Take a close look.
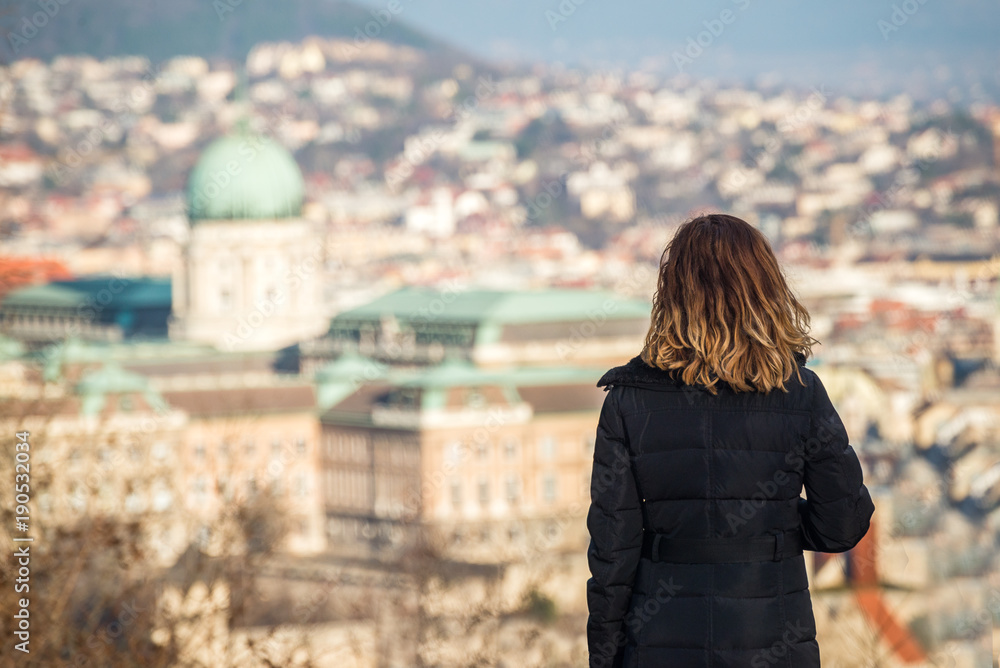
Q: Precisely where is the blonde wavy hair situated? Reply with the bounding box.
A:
[640,213,819,394]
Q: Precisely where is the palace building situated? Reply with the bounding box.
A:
[167,130,328,352]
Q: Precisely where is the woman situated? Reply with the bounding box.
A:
[587,214,875,668]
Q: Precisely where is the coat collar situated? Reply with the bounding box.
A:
[596,351,807,389]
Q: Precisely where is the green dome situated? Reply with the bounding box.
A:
[186,133,304,221]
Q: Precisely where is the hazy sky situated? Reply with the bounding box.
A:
[352,0,1000,100]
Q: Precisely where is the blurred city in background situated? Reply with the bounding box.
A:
[0,1,999,666]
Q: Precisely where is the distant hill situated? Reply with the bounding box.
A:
[0,0,462,64]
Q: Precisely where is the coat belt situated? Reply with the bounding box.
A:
[640,529,803,563]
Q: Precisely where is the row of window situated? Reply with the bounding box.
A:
[67,441,173,463]
[215,255,285,273]
[192,437,308,459]
[190,473,311,498]
[451,520,563,545]
[322,519,565,546]
[216,285,287,313]
[50,484,174,514]
[67,438,313,464]
[449,472,561,510]
[443,433,594,466]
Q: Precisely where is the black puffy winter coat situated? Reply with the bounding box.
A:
[587,352,875,668]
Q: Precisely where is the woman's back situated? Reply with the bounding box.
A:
[586,214,875,668]
[588,352,874,667]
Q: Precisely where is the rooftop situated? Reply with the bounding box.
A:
[330,286,651,326]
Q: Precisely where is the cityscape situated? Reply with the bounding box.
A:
[0,3,999,667]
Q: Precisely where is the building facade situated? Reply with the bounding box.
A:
[318,356,608,563]
[168,132,328,352]
[300,286,650,375]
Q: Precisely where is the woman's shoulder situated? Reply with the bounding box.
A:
[596,354,682,390]
[598,351,813,391]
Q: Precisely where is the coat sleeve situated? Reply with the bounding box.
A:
[587,387,644,668]
[797,372,876,553]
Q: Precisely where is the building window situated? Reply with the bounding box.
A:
[194,443,206,460]
[505,474,521,506]
[467,387,486,408]
[508,523,523,541]
[151,441,169,460]
[296,437,307,455]
[477,442,491,461]
[539,436,556,460]
[543,473,557,504]
[503,438,517,460]
[220,288,232,311]
[295,473,308,496]
[478,478,490,507]
[450,478,462,510]
[272,439,282,456]
[444,441,465,466]
[583,433,596,455]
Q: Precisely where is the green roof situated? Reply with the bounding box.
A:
[0,333,25,361]
[331,287,652,326]
[74,360,170,417]
[34,336,262,383]
[1,276,171,310]
[76,360,152,395]
[392,356,488,388]
[315,351,389,410]
[2,283,87,308]
[315,350,389,383]
[187,133,304,221]
[387,356,607,389]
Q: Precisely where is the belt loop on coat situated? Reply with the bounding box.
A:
[772,529,784,562]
